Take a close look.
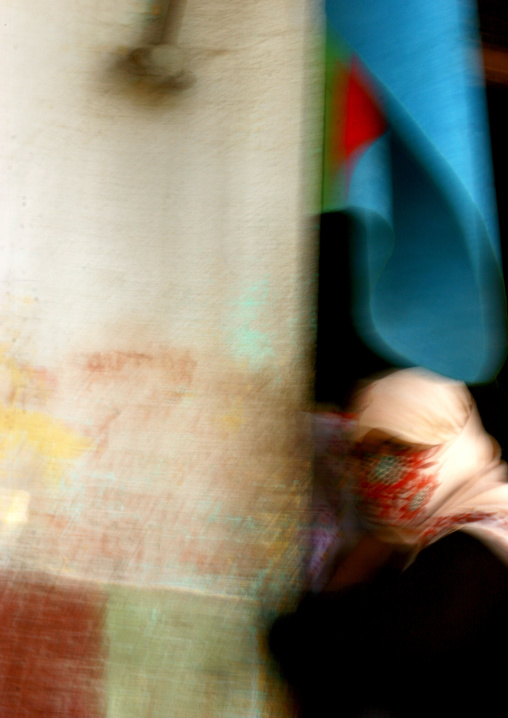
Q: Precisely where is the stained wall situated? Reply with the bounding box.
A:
[1,1,320,715]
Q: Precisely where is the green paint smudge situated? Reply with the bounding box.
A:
[227,280,275,368]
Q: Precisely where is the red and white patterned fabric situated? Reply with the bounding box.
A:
[350,369,508,562]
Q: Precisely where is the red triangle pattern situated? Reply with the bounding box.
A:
[343,59,386,161]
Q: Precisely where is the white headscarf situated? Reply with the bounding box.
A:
[353,368,471,446]
[351,368,508,564]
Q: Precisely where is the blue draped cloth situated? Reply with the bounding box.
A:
[324,0,507,383]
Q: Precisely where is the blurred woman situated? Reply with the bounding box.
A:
[269,368,508,717]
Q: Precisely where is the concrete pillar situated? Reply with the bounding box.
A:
[1,1,321,714]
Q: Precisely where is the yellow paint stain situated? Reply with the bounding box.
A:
[0,347,92,492]
[0,405,92,486]
[16,296,36,306]
[218,397,245,432]
[0,346,29,404]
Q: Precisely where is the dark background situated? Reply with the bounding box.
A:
[314,3,508,452]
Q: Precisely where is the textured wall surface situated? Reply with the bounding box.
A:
[0,1,319,714]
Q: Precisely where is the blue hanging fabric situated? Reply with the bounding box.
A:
[323,0,507,383]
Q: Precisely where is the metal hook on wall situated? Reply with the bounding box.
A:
[124,0,195,89]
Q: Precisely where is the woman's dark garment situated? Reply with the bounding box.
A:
[268,531,508,717]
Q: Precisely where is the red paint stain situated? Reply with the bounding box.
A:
[0,575,106,717]
[83,349,196,386]
[85,351,152,374]
[77,348,198,452]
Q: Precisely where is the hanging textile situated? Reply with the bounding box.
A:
[323,0,507,383]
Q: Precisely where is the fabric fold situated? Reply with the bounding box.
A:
[323,0,507,383]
